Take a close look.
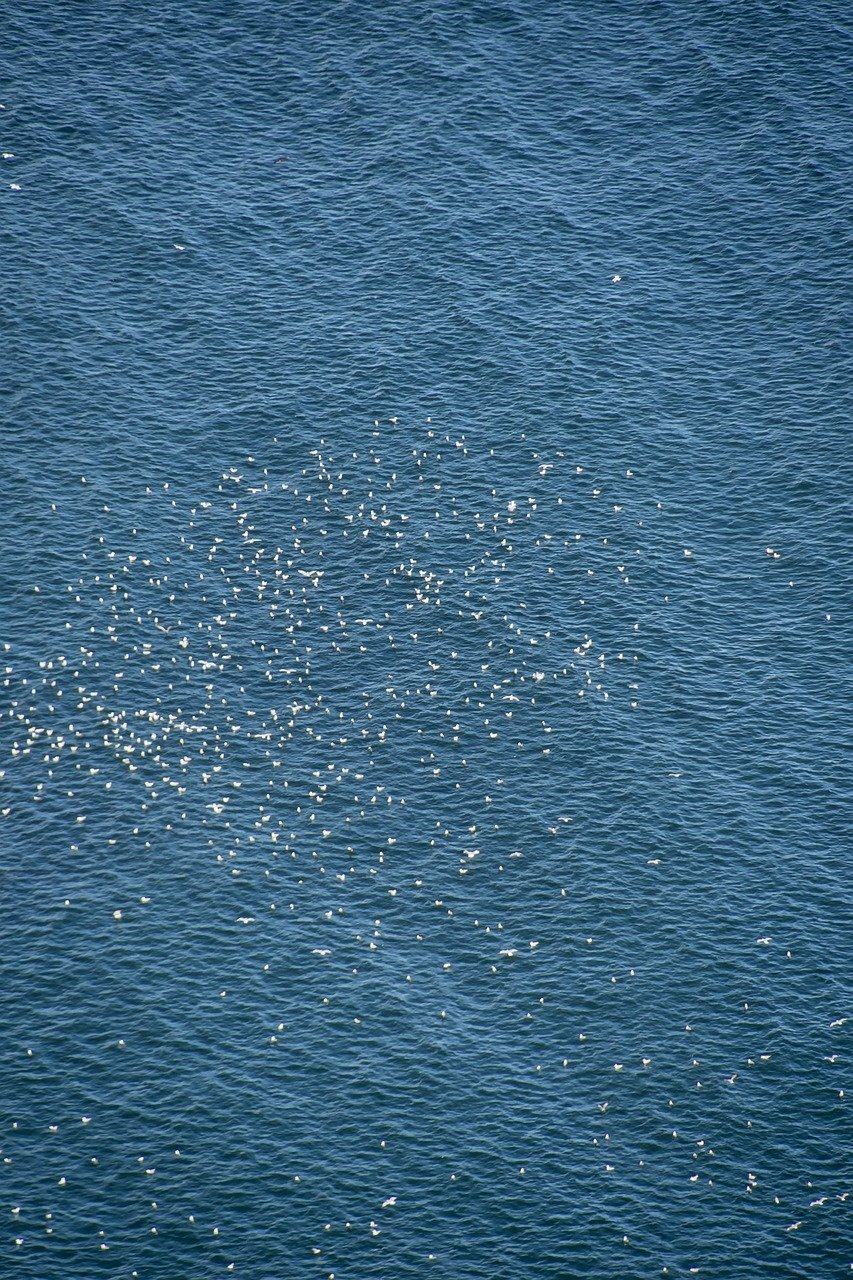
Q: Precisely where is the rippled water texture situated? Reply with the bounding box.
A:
[2,3,851,1277]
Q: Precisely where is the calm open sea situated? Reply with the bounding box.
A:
[1,2,850,1277]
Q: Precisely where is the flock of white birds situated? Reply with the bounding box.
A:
[1,422,847,1274]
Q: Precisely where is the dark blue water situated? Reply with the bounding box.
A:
[2,3,850,1277]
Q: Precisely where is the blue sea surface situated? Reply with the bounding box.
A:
[1,2,851,1277]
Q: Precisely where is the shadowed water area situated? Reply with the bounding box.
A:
[1,2,851,1277]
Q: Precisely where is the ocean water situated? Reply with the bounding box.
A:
[1,2,851,1277]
